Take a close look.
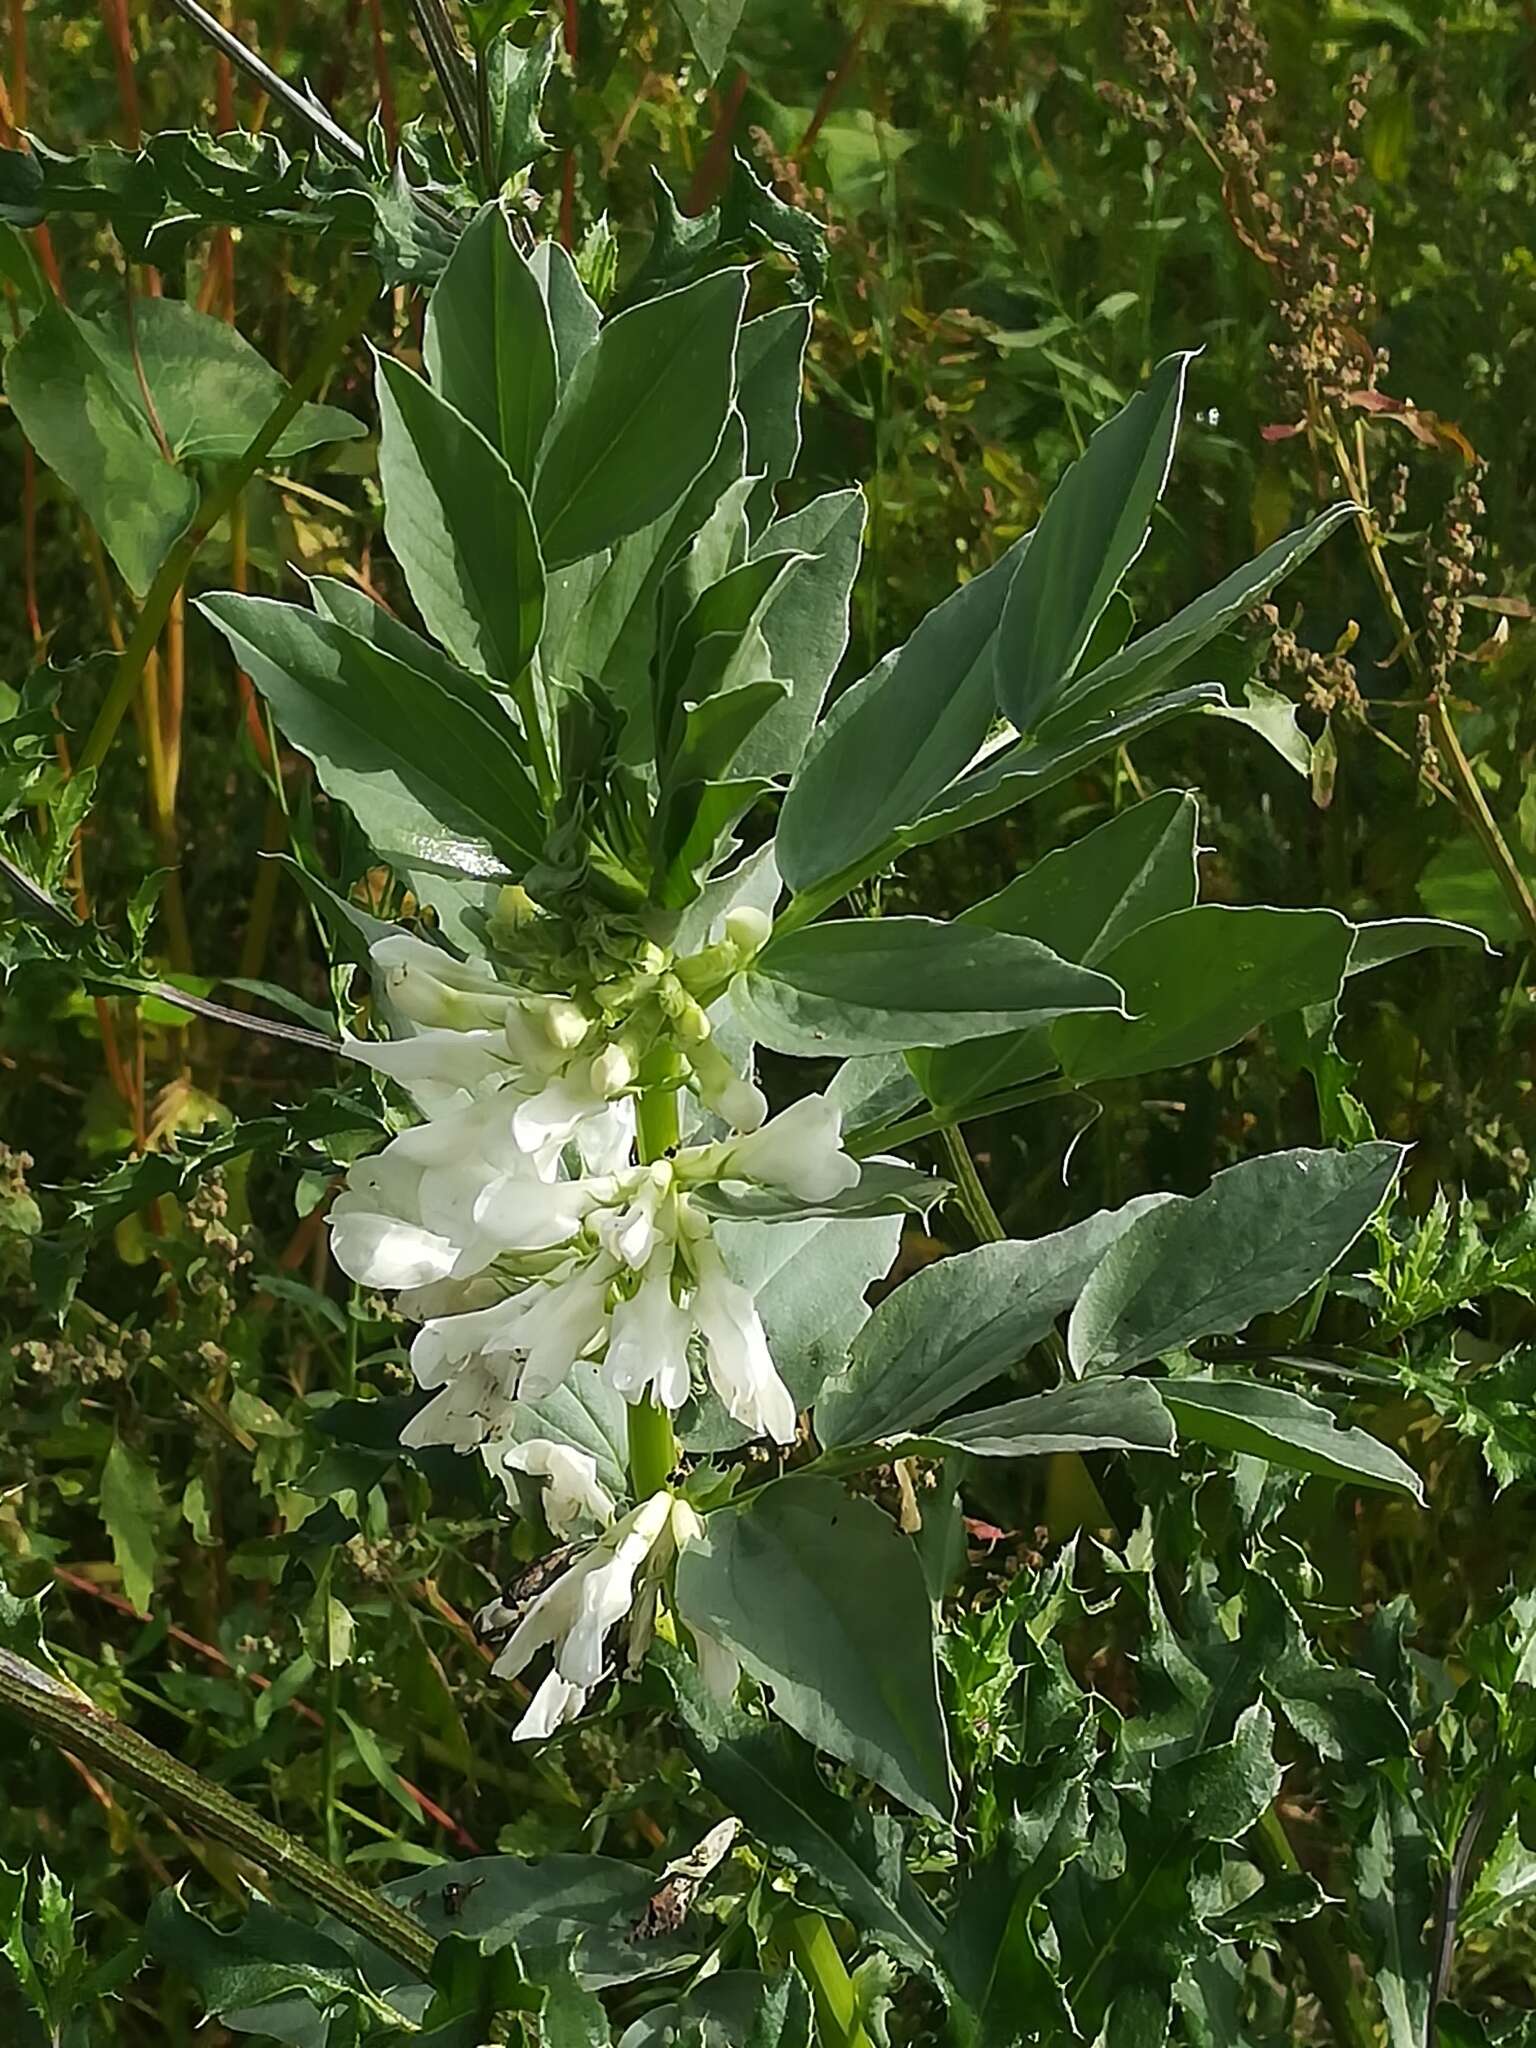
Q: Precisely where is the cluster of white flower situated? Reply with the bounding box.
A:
[330,928,861,1457]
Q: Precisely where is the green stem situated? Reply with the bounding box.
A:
[0,1649,435,1977]
[78,265,379,777]
[627,1047,681,1496]
[512,669,559,813]
[854,1076,1072,1155]
[938,1125,1006,1243]
[1250,1805,1377,2048]
[788,1912,872,2048]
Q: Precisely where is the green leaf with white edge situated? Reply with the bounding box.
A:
[387,1856,691,1986]
[533,269,746,568]
[997,351,1191,731]
[1346,915,1495,975]
[1160,1378,1423,1501]
[672,0,748,75]
[4,300,198,597]
[735,488,865,779]
[690,1156,944,1222]
[376,350,544,686]
[777,539,1025,892]
[424,202,557,487]
[675,1474,955,1820]
[685,1209,903,1452]
[483,1360,629,1503]
[528,241,601,393]
[1040,504,1357,737]
[306,573,504,705]
[1053,905,1355,1087]
[658,550,807,759]
[816,1195,1175,1448]
[651,775,774,910]
[198,593,544,876]
[908,682,1226,851]
[483,21,555,185]
[664,1648,943,1970]
[70,296,363,462]
[918,1377,1176,1458]
[736,302,811,530]
[1206,679,1312,776]
[918,791,1199,1110]
[736,918,1126,1058]
[100,1434,160,1616]
[1068,1142,1406,1375]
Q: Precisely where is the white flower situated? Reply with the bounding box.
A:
[493,1491,670,1677]
[472,1171,610,1252]
[493,1494,703,1739]
[604,1258,693,1412]
[343,1026,513,1116]
[329,1151,492,1290]
[370,933,515,1031]
[716,1094,860,1204]
[401,1357,513,1451]
[514,1668,588,1740]
[691,1624,742,1704]
[690,1241,797,1445]
[500,1438,615,1536]
[593,1161,673,1271]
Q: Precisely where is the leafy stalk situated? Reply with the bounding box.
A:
[0,1648,436,1977]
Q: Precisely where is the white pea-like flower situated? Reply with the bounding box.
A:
[603,1257,693,1412]
[689,1237,798,1445]
[715,1094,862,1204]
[499,1438,615,1537]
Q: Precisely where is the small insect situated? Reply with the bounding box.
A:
[440,1876,486,1919]
[474,1542,583,1640]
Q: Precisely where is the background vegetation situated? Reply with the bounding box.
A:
[6,0,1536,2041]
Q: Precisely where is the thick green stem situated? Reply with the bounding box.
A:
[788,1912,872,2048]
[78,265,379,777]
[0,1648,435,1977]
[627,1047,681,1495]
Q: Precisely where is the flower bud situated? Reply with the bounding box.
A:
[724,906,772,957]
[589,1042,635,1099]
[542,998,593,1052]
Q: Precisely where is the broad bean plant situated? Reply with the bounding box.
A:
[2,23,1521,2048]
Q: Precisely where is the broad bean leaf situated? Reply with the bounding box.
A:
[997,352,1191,731]
[776,541,1024,893]
[816,1196,1173,1447]
[907,683,1226,850]
[198,593,544,875]
[664,1649,944,1969]
[424,203,557,486]
[1346,915,1493,975]
[1068,1143,1405,1374]
[686,1211,903,1451]
[736,303,811,530]
[735,918,1125,1058]
[1040,504,1357,736]
[1052,904,1355,1086]
[534,269,746,566]
[690,1157,943,1222]
[376,351,544,686]
[918,790,1199,1110]
[735,489,865,778]
[528,242,602,391]
[1160,1378,1423,1500]
[145,1894,401,2031]
[675,1475,955,1819]
[619,1971,812,2048]
[4,300,198,595]
[919,1377,1176,1459]
[387,1856,690,1986]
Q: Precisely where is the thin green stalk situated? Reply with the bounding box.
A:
[788,1912,872,2048]
[627,1047,681,1495]
[938,1124,1005,1243]
[512,669,559,813]
[0,1648,435,1976]
[78,265,379,777]
[1250,1805,1376,2048]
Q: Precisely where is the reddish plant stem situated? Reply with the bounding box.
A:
[799,3,874,154]
[98,0,143,146]
[366,0,399,151]
[687,65,750,214]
